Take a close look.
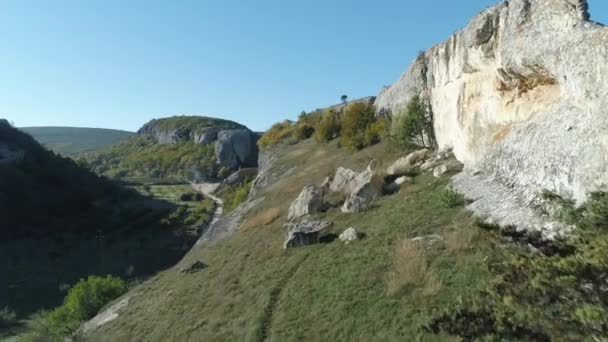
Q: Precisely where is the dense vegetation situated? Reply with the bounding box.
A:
[0,123,141,239]
[391,95,437,149]
[258,101,389,151]
[20,126,134,157]
[139,116,244,135]
[23,275,127,341]
[85,136,218,182]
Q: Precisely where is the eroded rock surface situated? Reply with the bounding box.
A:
[284,220,332,248]
[376,0,608,235]
[288,185,325,221]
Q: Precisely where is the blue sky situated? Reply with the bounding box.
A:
[2,1,607,132]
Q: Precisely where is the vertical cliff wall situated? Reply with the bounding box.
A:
[376,0,608,235]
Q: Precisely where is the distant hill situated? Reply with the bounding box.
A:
[19,126,135,156]
[0,119,213,318]
[87,115,258,183]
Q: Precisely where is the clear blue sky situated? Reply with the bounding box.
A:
[2,0,607,132]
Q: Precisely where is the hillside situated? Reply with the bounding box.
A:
[19,126,134,157]
[0,120,217,338]
[87,116,259,183]
[82,0,608,341]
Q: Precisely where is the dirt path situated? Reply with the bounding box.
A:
[257,253,310,342]
[191,182,224,231]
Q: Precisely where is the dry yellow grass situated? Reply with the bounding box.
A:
[242,207,282,231]
[387,237,440,295]
[445,227,477,254]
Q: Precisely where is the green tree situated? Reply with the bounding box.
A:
[314,109,340,143]
[339,102,376,150]
[341,94,348,104]
[393,95,436,149]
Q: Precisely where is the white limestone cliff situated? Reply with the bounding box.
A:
[376,0,608,235]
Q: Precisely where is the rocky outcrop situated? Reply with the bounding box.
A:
[138,116,259,171]
[386,149,430,176]
[288,185,324,221]
[376,0,608,236]
[284,220,331,248]
[215,129,259,169]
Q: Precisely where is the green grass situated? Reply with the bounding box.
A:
[19,126,134,157]
[84,140,498,341]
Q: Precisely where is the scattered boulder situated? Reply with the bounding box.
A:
[386,149,431,176]
[384,176,413,194]
[329,167,358,193]
[288,185,324,221]
[284,220,332,248]
[179,260,208,274]
[320,176,333,193]
[339,227,359,244]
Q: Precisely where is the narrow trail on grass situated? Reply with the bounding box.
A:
[191,182,224,233]
[258,253,310,342]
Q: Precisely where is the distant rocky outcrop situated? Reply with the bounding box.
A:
[375,0,608,236]
[137,116,259,170]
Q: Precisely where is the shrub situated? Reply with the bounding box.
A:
[26,275,127,340]
[439,188,465,208]
[195,193,205,201]
[294,123,315,141]
[340,102,377,150]
[314,109,341,143]
[180,193,194,201]
[392,95,436,149]
[258,120,295,149]
[220,180,253,213]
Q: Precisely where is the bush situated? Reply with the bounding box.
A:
[294,123,315,140]
[258,120,296,149]
[220,180,253,213]
[340,102,377,150]
[180,193,194,201]
[26,275,126,340]
[195,193,205,201]
[439,188,465,208]
[392,95,436,149]
[218,166,232,179]
[314,109,341,143]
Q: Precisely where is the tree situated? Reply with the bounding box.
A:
[341,95,348,104]
[393,95,436,149]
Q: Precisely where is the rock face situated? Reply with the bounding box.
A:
[224,168,258,186]
[284,220,332,248]
[215,129,259,169]
[288,185,324,221]
[376,0,608,235]
[138,116,259,171]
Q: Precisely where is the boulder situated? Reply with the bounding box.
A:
[288,185,324,221]
[341,163,384,213]
[215,129,259,170]
[386,149,431,176]
[179,260,208,274]
[329,167,358,193]
[339,227,359,244]
[284,220,332,248]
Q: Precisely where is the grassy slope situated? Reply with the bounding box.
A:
[19,127,134,156]
[86,139,500,341]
